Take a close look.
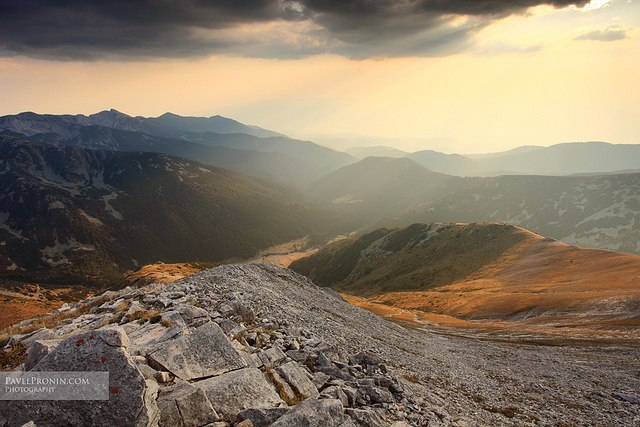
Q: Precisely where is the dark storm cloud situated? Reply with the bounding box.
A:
[0,0,590,60]
[574,25,627,42]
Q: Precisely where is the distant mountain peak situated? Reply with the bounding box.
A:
[88,109,142,131]
[158,112,180,118]
[90,109,132,119]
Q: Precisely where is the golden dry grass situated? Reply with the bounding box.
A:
[345,227,640,338]
[0,286,93,330]
[252,236,318,267]
[0,262,199,330]
[124,262,204,285]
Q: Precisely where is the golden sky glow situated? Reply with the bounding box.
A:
[0,0,638,153]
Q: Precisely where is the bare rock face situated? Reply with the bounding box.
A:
[23,339,60,370]
[275,361,319,402]
[156,381,220,427]
[0,326,155,427]
[198,368,284,421]
[0,264,415,427]
[270,398,350,427]
[5,262,634,426]
[148,321,247,381]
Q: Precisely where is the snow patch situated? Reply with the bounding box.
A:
[41,237,96,267]
[101,193,123,220]
[0,211,25,240]
[48,200,66,210]
[331,194,364,205]
[27,159,83,196]
[417,224,448,246]
[78,210,104,227]
[90,171,112,189]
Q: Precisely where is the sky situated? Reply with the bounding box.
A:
[0,0,638,154]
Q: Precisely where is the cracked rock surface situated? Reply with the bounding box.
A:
[1,263,639,426]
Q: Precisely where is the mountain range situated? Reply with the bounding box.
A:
[1,109,639,287]
[351,142,640,176]
[0,110,354,189]
[309,156,640,254]
[0,132,344,286]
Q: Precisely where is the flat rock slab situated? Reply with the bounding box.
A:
[198,367,283,421]
[157,381,220,427]
[270,398,347,427]
[277,361,319,401]
[149,321,247,380]
[0,326,154,427]
[236,408,291,427]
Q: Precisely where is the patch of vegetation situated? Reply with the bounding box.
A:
[0,333,10,348]
[290,228,392,287]
[127,309,163,324]
[402,374,421,384]
[187,262,217,271]
[1,293,116,336]
[0,340,27,371]
[485,405,521,418]
[159,319,174,328]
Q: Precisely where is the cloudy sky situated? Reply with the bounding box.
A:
[0,0,638,153]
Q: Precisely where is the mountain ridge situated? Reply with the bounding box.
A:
[0,133,344,286]
[290,222,640,332]
[310,156,640,255]
[3,262,638,425]
[0,111,355,189]
[352,141,640,176]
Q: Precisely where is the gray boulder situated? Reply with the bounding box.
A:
[198,368,283,421]
[235,407,291,427]
[157,382,220,427]
[148,322,247,380]
[345,408,389,427]
[23,339,60,371]
[276,361,319,401]
[270,398,348,427]
[0,326,156,427]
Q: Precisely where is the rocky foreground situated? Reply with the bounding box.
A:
[1,263,639,426]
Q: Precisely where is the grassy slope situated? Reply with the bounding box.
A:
[291,223,526,295]
[290,223,640,330]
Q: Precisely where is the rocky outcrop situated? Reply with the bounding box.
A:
[2,263,639,426]
[148,322,247,381]
[0,264,415,427]
[1,327,154,427]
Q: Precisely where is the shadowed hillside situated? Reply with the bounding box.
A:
[395,173,640,254]
[309,156,640,254]
[0,134,346,286]
[0,111,355,189]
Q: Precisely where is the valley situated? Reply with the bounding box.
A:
[1,110,639,426]
[0,282,92,329]
[2,110,638,340]
[2,0,639,421]
[251,236,319,267]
